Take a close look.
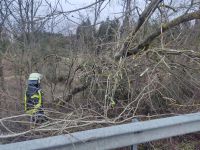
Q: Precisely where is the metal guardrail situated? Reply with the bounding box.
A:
[1,112,200,150]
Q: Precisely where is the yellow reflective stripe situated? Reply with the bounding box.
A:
[38,90,42,106]
[34,103,41,110]
[26,104,42,115]
[110,98,116,107]
[24,94,27,112]
[31,95,39,99]
[25,90,43,115]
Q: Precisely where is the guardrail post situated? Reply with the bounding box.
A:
[131,118,139,150]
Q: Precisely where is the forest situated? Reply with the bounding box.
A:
[1,0,200,149]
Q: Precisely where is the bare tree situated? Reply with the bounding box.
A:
[0,0,11,91]
[121,0,132,37]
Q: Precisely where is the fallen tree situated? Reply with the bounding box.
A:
[115,10,200,60]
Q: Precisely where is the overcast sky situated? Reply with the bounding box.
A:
[55,0,123,19]
[40,0,122,33]
[42,0,194,34]
[45,0,137,33]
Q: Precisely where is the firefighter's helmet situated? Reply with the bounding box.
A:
[28,73,43,83]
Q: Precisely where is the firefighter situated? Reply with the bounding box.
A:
[24,73,45,123]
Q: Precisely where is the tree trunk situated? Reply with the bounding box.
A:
[115,10,200,59]
[121,0,132,37]
[0,56,5,91]
[116,0,163,59]
[0,27,5,91]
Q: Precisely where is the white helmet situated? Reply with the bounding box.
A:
[28,73,43,83]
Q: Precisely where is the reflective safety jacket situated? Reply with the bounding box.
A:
[24,85,43,115]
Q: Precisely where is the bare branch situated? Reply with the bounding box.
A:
[115,10,200,59]
[115,0,163,60]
